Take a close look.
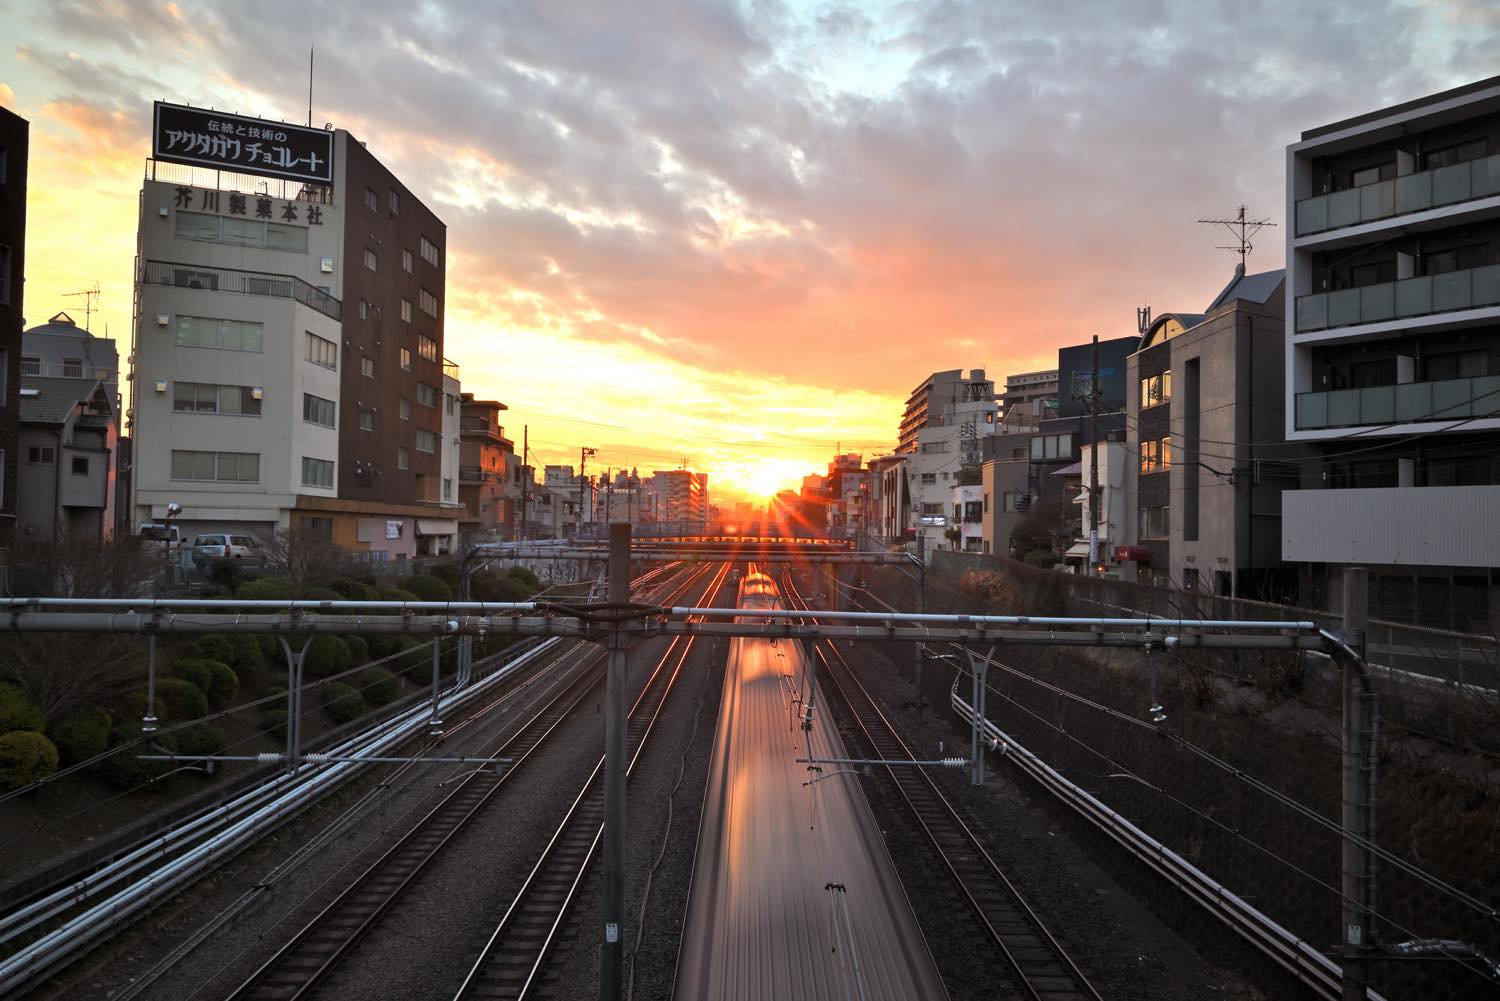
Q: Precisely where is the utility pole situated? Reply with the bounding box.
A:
[1341,567,1376,1001]
[600,522,631,1001]
[578,446,596,537]
[518,425,529,541]
[1088,334,1101,574]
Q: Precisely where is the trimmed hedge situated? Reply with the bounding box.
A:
[0,684,46,735]
[156,677,208,722]
[328,576,380,601]
[428,563,461,589]
[48,706,112,766]
[397,641,435,684]
[0,731,60,789]
[402,574,451,602]
[168,658,213,694]
[204,661,239,708]
[227,633,265,675]
[176,724,226,758]
[360,667,400,705]
[302,636,351,679]
[320,683,364,725]
[258,708,288,742]
[344,634,370,666]
[196,635,235,665]
[507,565,541,591]
[236,577,293,601]
[99,726,177,790]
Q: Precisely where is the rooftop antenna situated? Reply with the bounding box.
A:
[307,46,314,127]
[63,283,102,332]
[1196,205,1276,274]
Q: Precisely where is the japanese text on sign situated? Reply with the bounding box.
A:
[153,102,334,185]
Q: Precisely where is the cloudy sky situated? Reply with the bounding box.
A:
[4,0,1499,500]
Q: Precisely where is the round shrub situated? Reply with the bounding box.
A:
[156,677,208,723]
[344,634,370,666]
[204,661,240,709]
[0,731,60,789]
[257,634,279,663]
[258,708,288,742]
[360,667,400,705]
[227,634,265,675]
[196,635,235,665]
[402,574,451,602]
[48,706,111,766]
[99,726,177,790]
[301,636,351,679]
[176,723,225,758]
[506,565,541,592]
[167,658,213,694]
[320,683,364,725]
[297,585,345,602]
[397,641,435,684]
[428,562,460,589]
[328,576,380,601]
[368,634,415,660]
[237,577,293,601]
[0,684,46,735]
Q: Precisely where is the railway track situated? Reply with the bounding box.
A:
[226,563,713,1001]
[782,573,1103,1001]
[453,561,732,1001]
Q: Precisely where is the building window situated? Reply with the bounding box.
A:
[71,456,89,476]
[301,456,335,488]
[416,429,436,453]
[443,478,453,500]
[0,244,8,304]
[418,335,437,362]
[306,332,338,370]
[175,382,263,416]
[419,288,439,317]
[27,445,56,465]
[400,347,412,371]
[174,211,308,253]
[397,447,409,471]
[1140,437,1172,474]
[920,472,937,485]
[170,449,260,482]
[1029,433,1074,461]
[20,354,40,375]
[445,393,457,416]
[400,397,411,420]
[358,299,369,320]
[420,236,440,267]
[365,187,379,211]
[361,356,375,378]
[359,409,374,431]
[400,298,412,323]
[1182,567,1200,592]
[1140,371,1171,408]
[177,316,263,352]
[364,248,378,272]
[920,440,949,454]
[62,357,83,378]
[1138,505,1169,539]
[1002,491,1022,512]
[302,393,336,427]
[402,248,413,273]
[417,382,437,407]
[389,189,400,213]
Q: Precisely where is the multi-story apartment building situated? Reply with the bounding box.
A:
[457,393,514,541]
[903,395,998,557]
[1284,75,1500,628]
[1124,270,1295,596]
[998,368,1058,425]
[130,105,455,560]
[1,107,27,557]
[647,469,708,533]
[897,368,995,454]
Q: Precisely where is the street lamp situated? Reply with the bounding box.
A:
[145,501,180,734]
[159,501,182,595]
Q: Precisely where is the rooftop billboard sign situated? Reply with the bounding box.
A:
[152,102,333,185]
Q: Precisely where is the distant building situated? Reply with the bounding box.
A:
[897,368,994,454]
[999,368,1058,425]
[1283,75,1500,628]
[647,469,708,533]
[15,378,116,541]
[1,107,28,556]
[457,393,514,541]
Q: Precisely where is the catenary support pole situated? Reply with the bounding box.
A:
[142,635,159,733]
[1341,567,1374,1001]
[913,551,927,718]
[600,522,630,1001]
[277,636,313,773]
[428,639,444,735]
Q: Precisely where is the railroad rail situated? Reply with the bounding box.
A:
[453,561,732,1001]
[227,564,715,1001]
[782,572,1103,1001]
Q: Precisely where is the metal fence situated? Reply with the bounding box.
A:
[142,259,342,321]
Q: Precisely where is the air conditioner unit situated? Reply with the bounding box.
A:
[158,206,169,218]
[156,314,169,326]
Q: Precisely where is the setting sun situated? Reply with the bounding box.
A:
[716,457,817,502]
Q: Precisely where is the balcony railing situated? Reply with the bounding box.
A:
[142,260,342,321]
[145,158,335,204]
[1295,263,1500,332]
[459,466,489,482]
[1295,153,1500,236]
[443,357,461,381]
[1295,374,1500,430]
[19,361,117,381]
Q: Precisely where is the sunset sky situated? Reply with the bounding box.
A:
[4,0,1499,502]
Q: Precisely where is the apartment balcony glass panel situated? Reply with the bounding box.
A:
[1295,374,1500,429]
[1295,153,1500,235]
[1296,263,1500,331]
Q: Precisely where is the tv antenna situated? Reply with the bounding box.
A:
[63,283,102,332]
[1196,205,1276,272]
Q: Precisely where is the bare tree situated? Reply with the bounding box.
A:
[1,534,151,717]
[260,525,347,594]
